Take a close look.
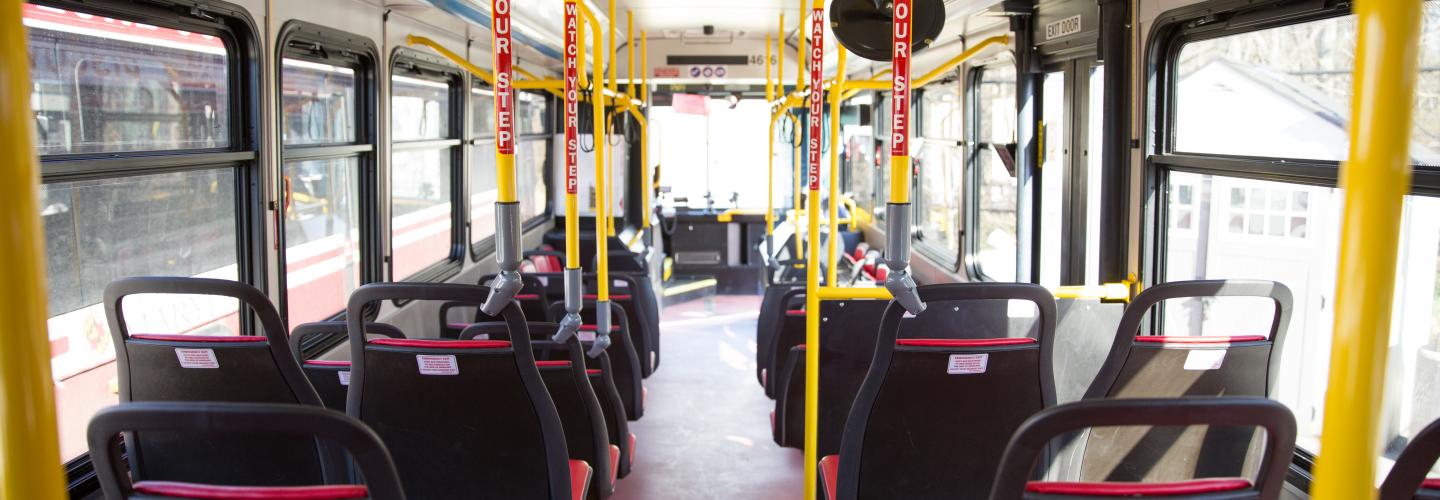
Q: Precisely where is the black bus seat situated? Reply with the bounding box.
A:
[103,277,328,487]
[88,402,406,500]
[290,322,406,412]
[438,273,552,337]
[548,300,646,420]
[1380,417,1440,500]
[822,283,1057,500]
[987,397,1295,500]
[1076,280,1292,484]
[542,232,630,272]
[762,287,809,398]
[345,283,584,500]
[774,344,806,448]
[755,284,803,388]
[460,323,616,499]
[529,269,661,378]
[772,299,891,451]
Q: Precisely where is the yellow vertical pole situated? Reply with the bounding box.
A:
[766,35,775,103]
[778,13,785,97]
[827,49,846,286]
[606,0,618,238]
[0,0,68,496]
[793,118,804,260]
[766,34,775,249]
[493,0,517,203]
[583,3,610,304]
[793,0,806,261]
[1311,1,1424,499]
[802,3,824,499]
[640,31,651,231]
[627,11,635,101]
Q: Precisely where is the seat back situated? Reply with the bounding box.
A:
[461,323,615,499]
[990,398,1295,500]
[290,322,406,412]
[1381,417,1440,500]
[346,283,571,500]
[835,283,1057,500]
[547,300,644,420]
[104,277,325,486]
[764,287,809,398]
[438,274,551,337]
[757,285,803,387]
[584,272,660,377]
[89,402,405,500]
[1079,280,1292,483]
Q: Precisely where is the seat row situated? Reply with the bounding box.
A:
[92,271,653,500]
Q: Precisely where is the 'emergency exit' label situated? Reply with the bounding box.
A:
[947,353,988,375]
[175,348,219,369]
[417,354,460,376]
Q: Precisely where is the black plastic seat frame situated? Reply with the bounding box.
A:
[438,274,553,337]
[989,397,1296,500]
[345,283,574,500]
[755,284,803,388]
[1381,417,1440,500]
[829,283,1057,500]
[762,287,808,399]
[290,322,406,412]
[1077,280,1292,483]
[547,300,645,420]
[528,264,661,378]
[104,276,330,486]
[88,401,406,500]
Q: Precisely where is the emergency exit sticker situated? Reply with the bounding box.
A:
[338,371,351,386]
[947,353,989,375]
[1184,350,1227,371]
[417,354,460,376]
[175,348,219,369]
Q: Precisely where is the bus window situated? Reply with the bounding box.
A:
[26,4,231,155]
[916,83,964,265]
[517,92,551,222]
[971,63,1018,281]
[470,84,497,247]
[391,71,458,280]
[652,96,770,209]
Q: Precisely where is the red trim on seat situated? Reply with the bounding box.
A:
[785,310,807,317]
[303,360,350,367]
[1421,478,1440,490]
[579,325,620,332]
[608,444,621,483]
[569,460,592,500]
[131,481,368,500]
[1134,335,1267,344]
[792,344,807,351]
[1024,478,1253,496]
[367,339,511,349]
[819,455,840,500]
[628,433,637,465]
[536,360,572,368]
[586,369,602,376]
[130,334,266,343]
[515,294,541,300]
[896,338,1036,347]
[584,294,633,300]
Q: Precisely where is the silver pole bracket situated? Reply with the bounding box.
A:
[553,267,584,343]
[480,202,523,316]
[884,203,926,314]
[587,301,613,358]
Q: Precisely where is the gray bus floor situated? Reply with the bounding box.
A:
[611,294,803,500]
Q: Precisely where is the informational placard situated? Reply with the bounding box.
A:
[891,0,912,159]
[563,0,579,194]
[1045,14,1082,41]
[1184,350,1227,371]
[492,0,515,154]
[417,354,460,376]
[174,348,218,369]
[947,353,989,375]
[807,8,825,191]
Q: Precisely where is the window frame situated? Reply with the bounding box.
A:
[468,76,498,260]
[387,48,465,284]
[30,0,265,492]
[469,86,553,261]
[965,62,1020,282]
[913,81,967,272]
[1144,0,1440,489]
[275,21,380,325]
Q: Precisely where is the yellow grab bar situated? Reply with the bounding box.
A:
[0,0,67,496]
[1311,0,1425,498]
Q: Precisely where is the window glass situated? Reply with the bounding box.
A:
[391,75,451,141]
[921,83,963,140]
[282,58,357,145]
[1163,172,1440,476]
[1039,70,1067,287]
[519,138,550,221]
[1174,4,1440,165]
[473,85,496,137]
[391,149,453,279]
[917,142,962,257]
[44,169,239,459]
[974,64,1018,281]
[845,131,877,217]
[517,91,548,135]
[284,158,361,324]
[25,4,231,155]
[471,140,498,245]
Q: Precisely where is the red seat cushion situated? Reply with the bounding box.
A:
[785,309,807,317]
[819,455,840,500]
[131,482,368,500]
[1134,335,1267,344]
[1422,478,1440,490]
[536,360,572,368]
[583,294,633,300]
[1024,478,1253,496]
[896,338,1036,348]
[130,334,266,343]
[367,339,510,349]
[628,433,637,465]
[608,444,621,483]
[515,293,541,300]
[569,460,592,500]
[579,325,621,333]
[303,360,350,367]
